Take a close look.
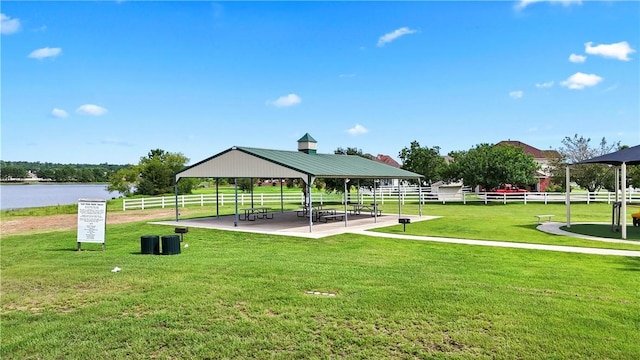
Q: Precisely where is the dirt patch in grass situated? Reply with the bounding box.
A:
[0,209,196,237]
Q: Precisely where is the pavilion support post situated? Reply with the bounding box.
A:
[621,162,627,239]
[344,179,349,228]
[374,179,378,223]
[250,177,254,209]
[566,166,571,228]
[216,178,219,219]
[174,182,179,221]
[234,178,239,227]
[398,179,401,219]
[307,176,313,233]
[418,178,423,217]
[280,179,284,213]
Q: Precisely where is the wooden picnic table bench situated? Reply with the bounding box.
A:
[240,207,273,221]
[319,213,345,223]
[350,203,381,216]
[534,214,554,224]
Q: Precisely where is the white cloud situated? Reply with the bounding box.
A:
[569,53,586,63]
[560,72,603,90]
[346,124,369,136]
[509,90,524,99]
[51,108,68,118]
[535,81,554,88]
[76,104,108,116]
[585,41,636,61]
[0,13,21,34]
[267,93,301,108]
[28,47,62,60]
[377,27,417,47]
[515,0,582,10]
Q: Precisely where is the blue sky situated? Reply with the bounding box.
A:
[1,0,638,165]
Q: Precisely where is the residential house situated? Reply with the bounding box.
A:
[497,140,560,191]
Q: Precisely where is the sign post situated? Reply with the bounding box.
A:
[77,199,107,251]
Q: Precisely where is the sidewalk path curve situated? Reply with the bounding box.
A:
[351,230,640,257]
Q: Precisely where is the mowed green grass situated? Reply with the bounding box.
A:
[372,202,640,251]
[1,221,639,359]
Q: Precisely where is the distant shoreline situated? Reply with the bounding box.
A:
[0,181,109,185]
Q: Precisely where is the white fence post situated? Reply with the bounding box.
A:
[141,198,145,210]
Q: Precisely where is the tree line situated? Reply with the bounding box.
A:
[5,134,636,198]
[397,134,639,193]
[0,161,127,183]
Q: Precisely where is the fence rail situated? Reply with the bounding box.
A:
[122,189,640,211]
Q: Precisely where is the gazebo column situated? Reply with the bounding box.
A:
[565,165,570,228]
[621,162,627,239]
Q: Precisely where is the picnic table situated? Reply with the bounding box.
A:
[312,207,337,222]
[351,203,381,216]
[240,207,273,221]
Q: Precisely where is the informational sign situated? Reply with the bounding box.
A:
[77,199,107,249]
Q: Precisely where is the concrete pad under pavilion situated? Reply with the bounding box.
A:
[151,211,438,239]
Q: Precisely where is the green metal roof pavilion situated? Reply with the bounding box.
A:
[176,146,423,182]
[174,134,423,232]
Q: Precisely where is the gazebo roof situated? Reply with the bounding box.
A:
[576,144,640,166]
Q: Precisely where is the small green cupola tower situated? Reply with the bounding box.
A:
[297,133,317,154]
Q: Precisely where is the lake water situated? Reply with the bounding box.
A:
[0,184,121,210]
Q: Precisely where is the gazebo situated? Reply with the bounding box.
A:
[566,144,640,239]
[174,134,424,233]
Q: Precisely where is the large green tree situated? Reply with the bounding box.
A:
[446,143,539,190]
[107,166,139,196]
[107,149,196,196]
[398,140,447,185]
[549,134,620,192]
[0,165,28,180]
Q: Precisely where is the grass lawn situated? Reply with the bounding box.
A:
[372,202,640,251]
[1,220,640,359]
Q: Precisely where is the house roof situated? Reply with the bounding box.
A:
[497,140,560,159]
[176,146,423,182]
[375,154,401,168]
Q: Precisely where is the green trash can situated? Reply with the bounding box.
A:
[141,235,160,255]
[161,235,181,255]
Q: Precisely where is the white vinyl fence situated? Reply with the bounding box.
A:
[122,186,640,211]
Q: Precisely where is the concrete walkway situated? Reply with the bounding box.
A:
[350,221,640,257]
[537,221,639,245]
[152,213,640,258]
[351,229,640,257]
